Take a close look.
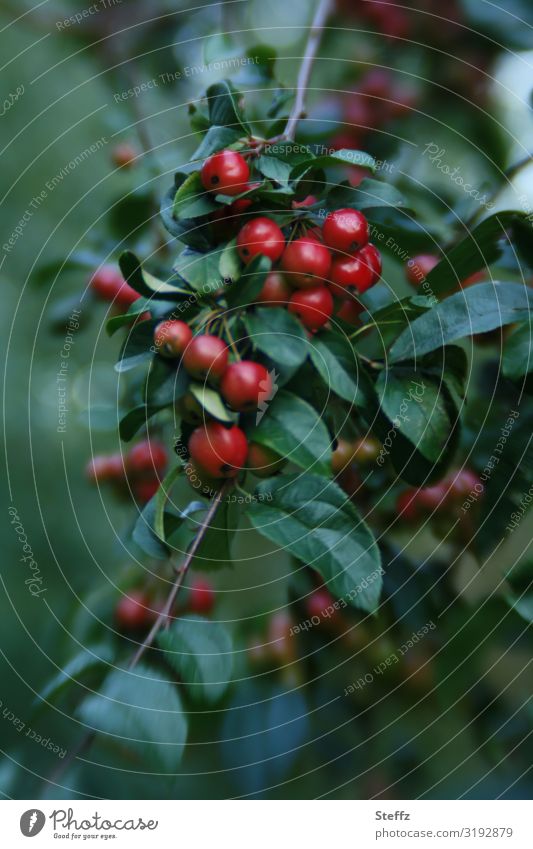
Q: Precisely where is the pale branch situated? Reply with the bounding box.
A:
[283,0,334,141]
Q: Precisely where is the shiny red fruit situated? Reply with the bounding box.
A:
[417,483,448,512]
[246,442,286,478]
[288,286,333,331]
[115,591,154,630]
[323,208,369,255]
[405,254,439,286]
[188,422,248,479]
[237,217,285,264]
[187,577,215,614]
[154,320,193,358]
[358,243,382,286]
[255,271,291,306]
[220,361,273,412]
[330,253,374,293]
[182,335,228,382]
[281,238,332,288]
[201,149,250,196]
[90,266,140,307]
[127,439,168,477]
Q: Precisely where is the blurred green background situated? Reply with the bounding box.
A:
[1,0,533,800]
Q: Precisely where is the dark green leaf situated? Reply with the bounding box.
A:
[424,212,525,296]
[119,403,165,441]
[219,238,242,283]
[325,177,404,211]
[189,382,234,422]
[503,323,533,381]
[390,283,533,362]
[291,149,376,182]
[308,330,363,405]
[77,665,188,771]
[244,307,308,370]
[191,126,243,161]
[119,251,187,299]
[206,80,250,132]
[226,255,271,308]
[248,473,382,611]
[157,615,233,704]
[115,319,158,373]
[173,248,225,294]
[252,390,332,475]
[35,645,113,709]
[173,171,218,220]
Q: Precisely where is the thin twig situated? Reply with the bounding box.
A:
[283,0,334,141]
[128,480,232,666]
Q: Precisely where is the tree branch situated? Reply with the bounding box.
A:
[283,0,334,141]
[128,479,231,669]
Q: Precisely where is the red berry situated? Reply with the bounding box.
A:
[182,335,228,382]
[292,194,318,209]
[201,150,250,197]
[335,298,364,325]
[447,468,483,500]
[255,271,291,306]
[405,254,439,287]
[220,361,273,412]
[111,143,137,169]
[358,243,382,286]
[187,577,215,614]
[359,68,393,99]
[396,490,419,521]
[86,454,124,484]
[288,286,333,331]
[237,217,285,264]
[246,442,286,477]
[188,422,248,479]
[281,238,332,288]
[306,589,336,621]
[417,483,448,512]
[330,253,374,293]
[90,265,140,308]
[115,591,154,630]
[127,439,168,477]
[154,320,192,358]
[133,479,160,503]
[323,208,369,255]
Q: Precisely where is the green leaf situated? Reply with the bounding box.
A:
[308,330,363,405]
[189,382,234,422]
[390,282,533,362]
[105,299,152,336]
[376,367,459,465]
[157,616,233,704]
[144,357,190,407]
[119,403,164,441]
[191,126,243,160]
[247,473,382,612]
[291,149,376,182]
[173,171,218,220]
[244,307,308,370]
[503,322,533,381]
[226,255,271,308]
[160,179,212,250]
[77,665,188,771]
[115,319,157,373]
[35,645,113,709]
[219,238,242,283]
[206,80,250,132]
[119,251,186,299]
[252,390,331,475]
[325,177,404,211]
[256,154,294,186]
[173,248,225,294]
[133,493,203,560]
[424,212,526,296]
